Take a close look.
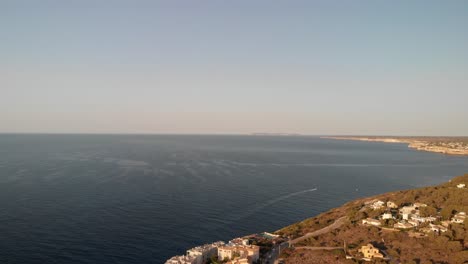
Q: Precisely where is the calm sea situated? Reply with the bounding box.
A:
[0,134,467,263]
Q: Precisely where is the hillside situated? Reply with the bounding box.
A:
[276,174,468,264]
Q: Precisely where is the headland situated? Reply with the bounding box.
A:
[322,136,468,156]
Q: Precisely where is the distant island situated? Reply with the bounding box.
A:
[251,133,303,136]
[322,136,468,156]
[166,174,468,264]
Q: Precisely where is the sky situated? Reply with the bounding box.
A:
[2,0,468,135]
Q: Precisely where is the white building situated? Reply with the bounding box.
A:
[362,218,381,226]
[186,241,225,264]
[430,224,448,233]
[411,215,436,223]
[165,255,199,264]
[387,201,398,209]
[457,183,466,188]
[229,238,249,246]
[399,206,417,220]
[451,212,466,224]
[370,200,385,210]
[261,232,280,239]
[394,222,413,229]
[218,245,260,264]
[381,213,393,220]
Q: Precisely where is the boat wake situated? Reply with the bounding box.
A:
[212,188,318,228]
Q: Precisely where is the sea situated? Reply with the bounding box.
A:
[0,134,467,263]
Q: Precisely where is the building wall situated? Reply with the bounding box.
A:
[218,248,233,261]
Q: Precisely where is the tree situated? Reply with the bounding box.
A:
[440,206,456,220]
[420,206,437,217]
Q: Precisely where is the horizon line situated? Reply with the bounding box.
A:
[0,132,467,137]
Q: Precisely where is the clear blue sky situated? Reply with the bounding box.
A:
[2,0,468,135]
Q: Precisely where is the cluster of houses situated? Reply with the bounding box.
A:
[165,241,225,264]
[165,238,260,264]
[433,141,468,150]
[217,238,260,264]
[410,141,468,155]
[362,199,466,235]
[356,195,466,261]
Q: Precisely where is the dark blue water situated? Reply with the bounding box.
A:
[0,134,467,263]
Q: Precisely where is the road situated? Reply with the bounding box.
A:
[294,246,343,250]
[290,216,348,244]
[265,216,348,263]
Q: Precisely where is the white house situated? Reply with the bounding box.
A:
[400,206,417,220]
[451,212,466,224]
[381,213,393,220]
[261,232,279,239]
[229,238,249,246]
[186,241,224,264]
[457,183,466,188]
[362,218,381,226]
[411,215,436,223]
[430,224,448,233]
[370,200,385,210]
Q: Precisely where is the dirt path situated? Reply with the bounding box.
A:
[295,246,343,250]
[290,216,348,244]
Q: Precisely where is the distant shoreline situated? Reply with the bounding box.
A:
[322,136,468,156]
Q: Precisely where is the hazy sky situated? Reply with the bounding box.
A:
[2,0,468,135]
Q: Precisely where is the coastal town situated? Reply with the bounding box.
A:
[166,175,467,263]
[165,232,286,264]
[322,136,468,156]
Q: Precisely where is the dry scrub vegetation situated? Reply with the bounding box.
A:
[276,174,468,264]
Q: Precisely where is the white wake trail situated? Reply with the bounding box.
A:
[224,188,318,224]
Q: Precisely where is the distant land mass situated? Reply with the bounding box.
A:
[322,136,468,156]
[251,133,303,136]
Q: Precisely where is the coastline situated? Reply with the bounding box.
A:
[164,137,468,263]
[166,173,468,263]
[321,136,468,156]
